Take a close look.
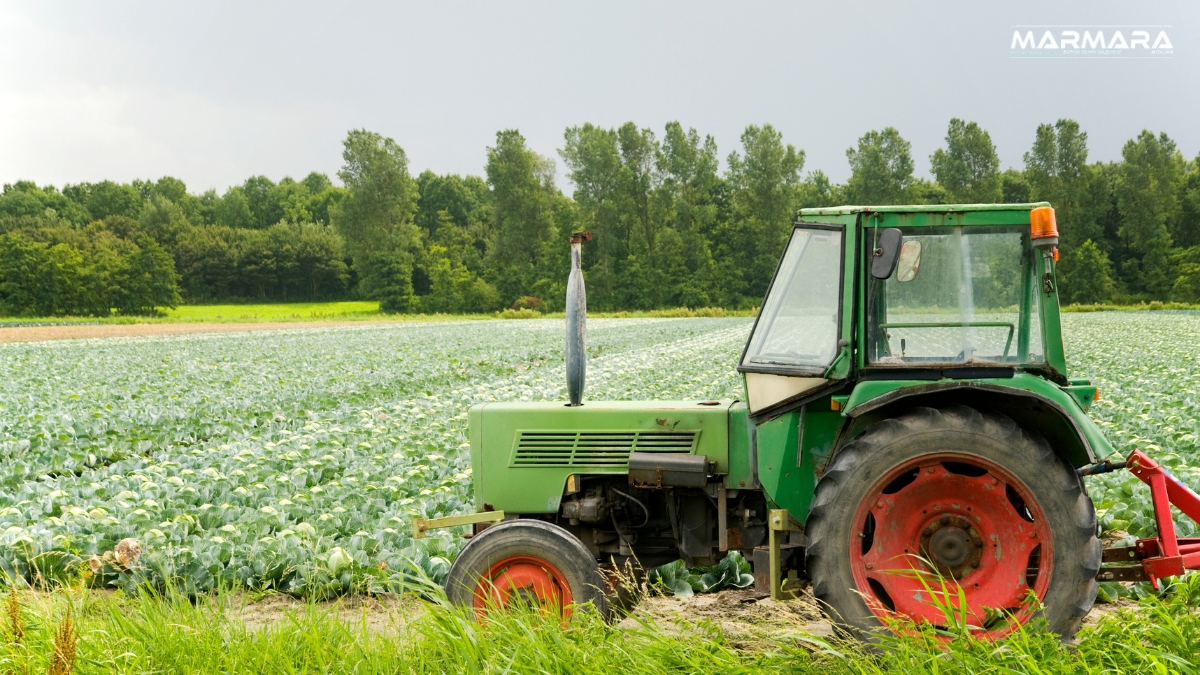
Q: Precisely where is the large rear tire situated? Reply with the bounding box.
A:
[805,405,1100,640]
[445,519,609,619]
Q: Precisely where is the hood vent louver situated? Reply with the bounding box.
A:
[512,430,698,467]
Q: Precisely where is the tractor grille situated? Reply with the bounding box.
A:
[511,430,698,467]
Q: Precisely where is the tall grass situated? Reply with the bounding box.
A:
[1,576,1197,674]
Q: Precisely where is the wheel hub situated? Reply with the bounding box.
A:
[920,514,983,578]
[473,555,574,619]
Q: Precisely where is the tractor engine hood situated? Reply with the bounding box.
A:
[468,400,737,514]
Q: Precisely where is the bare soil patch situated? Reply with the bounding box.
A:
[0,321,384,343]
[620,588,834,643]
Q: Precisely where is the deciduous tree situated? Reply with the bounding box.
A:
[846,127,913,205]
[930,119,1002,203]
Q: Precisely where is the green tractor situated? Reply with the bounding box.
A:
[442,203,1112,638]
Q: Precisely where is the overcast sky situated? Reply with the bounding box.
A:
[1,1,1197,194]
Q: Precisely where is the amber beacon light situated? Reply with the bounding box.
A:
[1030,206,1059,249]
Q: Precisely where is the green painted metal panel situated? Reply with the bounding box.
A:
[801,203,1051,217]
[756,410,801,514]
[726,402,755,489]
[1063,384,1099,411]
[843,373,1114,466]
[1037,249,1069,378]
[802,406,844,482]
[471,400,733,514]
[755,402,846,524]
[469,405,484,511]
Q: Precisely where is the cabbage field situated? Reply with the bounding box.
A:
[0,313,1198,598]
[0,318,748,595]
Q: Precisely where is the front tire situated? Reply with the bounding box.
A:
[805,405,1100,639]
[445,519,609,619]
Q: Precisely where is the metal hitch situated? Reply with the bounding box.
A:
[412,510,506,539]
[1083,449,1200,588]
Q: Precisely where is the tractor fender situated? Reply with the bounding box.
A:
[831,378,1113,471]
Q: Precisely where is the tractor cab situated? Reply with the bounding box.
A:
[740,204,1072,419]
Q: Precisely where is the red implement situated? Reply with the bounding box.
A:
[1097,449,1200,588]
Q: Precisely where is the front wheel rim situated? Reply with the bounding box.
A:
[849,452,1054,637]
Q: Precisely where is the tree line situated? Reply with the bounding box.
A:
[1,119,1197,316]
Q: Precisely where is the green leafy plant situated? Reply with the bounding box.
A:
[0,318,749,595]
[649,551,754,598]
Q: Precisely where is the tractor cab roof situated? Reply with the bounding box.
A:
[800,202,1051,225]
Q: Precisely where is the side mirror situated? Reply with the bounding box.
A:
[871,228,903,279]
[896,240,923,282]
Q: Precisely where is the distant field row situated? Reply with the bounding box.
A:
[0,302,756,326]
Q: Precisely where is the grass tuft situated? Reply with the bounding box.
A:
[5,590,22,647]
[46,603,76,675]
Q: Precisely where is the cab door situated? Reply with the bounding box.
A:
[737,221,854,418]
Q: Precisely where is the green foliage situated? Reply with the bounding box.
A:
[1024,120,1090,221]
[112,236,182,315]
[561,121,729,309]
[722,124,805,302]
[420,245,501,314]
[415,171,490,237]
[0,233,89,316]
[846,127,914,205]
[0,181,89,224]
[1062,239,1116,305]
[5,557,1200,674]
[929,118,1002,203]
[0,229,179,317]
[0,318,748,593]
[1178,156,1200,250]
[4,119,1200,314]
[1116,131,1185,296]
[139,195,191,246]
[487,129,562,305]
[187,222,349,303]
[1000,168,1032,203]
[214,186,255,229]
[905,177,950,205]
[334,129,421,304]
[1074,313,1200,557]
[1171,246,1200,303]
[361,248,415,313]
[62,180,144,221]
[797,170,846,209]
[649,551,754,598]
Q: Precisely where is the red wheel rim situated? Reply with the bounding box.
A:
[472,555,574,619]
[849,452,1053,638]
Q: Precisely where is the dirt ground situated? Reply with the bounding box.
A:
[617,588,835,644]
[0,321,383,343]
[215,587,835,641]
[220,586,1134,640]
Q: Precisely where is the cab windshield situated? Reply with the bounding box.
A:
[867,225,1043,366]
[741,226,843,374]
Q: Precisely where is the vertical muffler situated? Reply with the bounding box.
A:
[566,231,591,406]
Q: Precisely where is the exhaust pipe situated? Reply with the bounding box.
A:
[566,231,592,406]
